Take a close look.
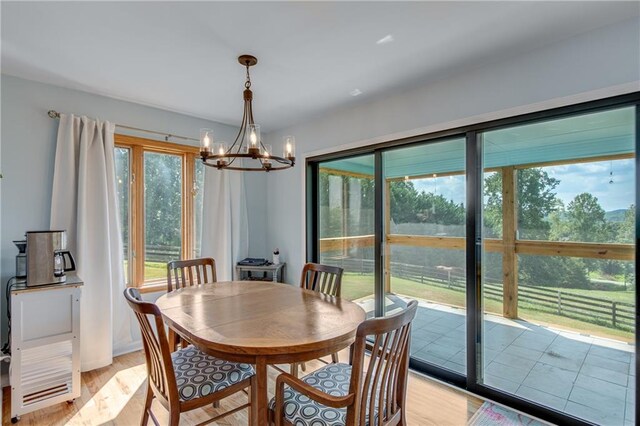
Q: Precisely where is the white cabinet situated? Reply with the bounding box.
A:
[10,277,82,422]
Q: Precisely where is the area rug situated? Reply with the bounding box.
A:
[468,402,549,426]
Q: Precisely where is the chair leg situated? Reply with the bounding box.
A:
[168,409,180,426]
[212,401,220,408]
[248,377,255,425]
[400,409,407,426]
[331,352,339,364]
[291,362,299,377]
[300,362,306,372]
[141,383,153,426]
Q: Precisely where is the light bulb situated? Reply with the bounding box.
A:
[218,146,225,156]
[283,135,295,158]
[250,131,257,145]
[203,134,211,147]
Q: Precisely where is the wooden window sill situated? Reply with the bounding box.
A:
[133,282,166,294]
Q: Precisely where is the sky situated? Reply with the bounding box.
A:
[412,159,635,212]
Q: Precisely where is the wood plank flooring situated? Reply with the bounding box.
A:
[2,349,483,425]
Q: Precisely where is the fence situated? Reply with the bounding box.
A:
[123,244,181,263]
[322,256,635,331]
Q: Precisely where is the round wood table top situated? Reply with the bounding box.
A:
[155,280,367,364]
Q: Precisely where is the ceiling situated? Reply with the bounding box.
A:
[1,2,637,131]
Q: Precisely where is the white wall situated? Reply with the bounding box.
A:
[0,74,268,344]
[266,18,640,284]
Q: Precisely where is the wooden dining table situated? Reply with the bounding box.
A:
[155,280,366,426]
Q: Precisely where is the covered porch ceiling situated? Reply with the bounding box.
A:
[321,107,635,179]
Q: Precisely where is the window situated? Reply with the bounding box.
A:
[114,135,204,290]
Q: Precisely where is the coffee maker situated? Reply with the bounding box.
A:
[26,230,76,287]
[13,240,27,278]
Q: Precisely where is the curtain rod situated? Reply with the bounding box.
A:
[47,110,199,143]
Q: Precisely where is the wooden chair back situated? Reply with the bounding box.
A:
[347,300,418,426]
[167,257,217,292]
[299,263,343,297]
[124,287,178,408]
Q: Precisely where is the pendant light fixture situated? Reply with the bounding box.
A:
[199,55,295,171]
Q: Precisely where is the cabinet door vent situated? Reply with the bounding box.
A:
[20,340,73,407]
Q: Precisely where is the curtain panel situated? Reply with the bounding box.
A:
[200,168,249,281]
[50,114,134,371]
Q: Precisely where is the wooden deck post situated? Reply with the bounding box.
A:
[502,167,518,319]
[341,176,349,256]
[384,180,391,294]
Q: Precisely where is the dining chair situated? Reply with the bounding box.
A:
[270,299,418,426]
[166,258,217,350]
[291,263,344,376]
[167,257,217,292]
[124,287,255,426]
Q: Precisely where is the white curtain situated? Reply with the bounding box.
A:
[200,168,248,280]
[50,114,134,372]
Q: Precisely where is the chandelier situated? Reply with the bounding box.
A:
[199,55,295,171]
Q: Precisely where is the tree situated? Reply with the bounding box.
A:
[617,205,635,289]
[485,168,590,288]
[389,181,419,223]
[144,153,182,256]
[484,169,560,239]
[566,193,608,243]
[389,180,465,227]
[318,173,375,239]
[618,204,635,243]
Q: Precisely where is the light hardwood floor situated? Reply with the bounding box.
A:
[2,349,483,425]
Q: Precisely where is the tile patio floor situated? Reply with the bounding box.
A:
[355,296,635,426]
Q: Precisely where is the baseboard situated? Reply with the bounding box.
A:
[113,340,143,358]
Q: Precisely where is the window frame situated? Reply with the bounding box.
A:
[115,134,201,292]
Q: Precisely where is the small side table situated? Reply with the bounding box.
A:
[236,263,286,283]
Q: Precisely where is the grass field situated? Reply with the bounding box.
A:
[123,260,168,282]
[145,261,167,280]
[340,273,635,342]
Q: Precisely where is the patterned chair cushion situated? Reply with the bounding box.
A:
[269,363,382,426]
[172,346,254,402]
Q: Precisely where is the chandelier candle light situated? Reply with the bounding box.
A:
[199,55,296,171]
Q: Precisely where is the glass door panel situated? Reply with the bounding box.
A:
[194,159,205,258]
[317,155,375,314]
[115,147,131,284]
[144,152,183,282]
[383,138,467,374]
[481,107,636,424]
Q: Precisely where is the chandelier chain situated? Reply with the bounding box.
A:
[245,64,251,89]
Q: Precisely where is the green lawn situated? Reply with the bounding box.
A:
[145,261,167,280]
[340,273,635,342]
[124,260,170,282]
[534,286,634,304]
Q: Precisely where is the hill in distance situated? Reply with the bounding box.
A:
[605,209,627,222]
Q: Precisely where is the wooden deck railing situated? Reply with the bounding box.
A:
[319,234,634,260]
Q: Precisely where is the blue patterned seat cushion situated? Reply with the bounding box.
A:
[269,363,382,426]
[172,346,254,401]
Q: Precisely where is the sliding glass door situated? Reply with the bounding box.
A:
[382,138,467,373]
[316,155,376,314]
[480,107,636,425]
[307,95,638,425]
